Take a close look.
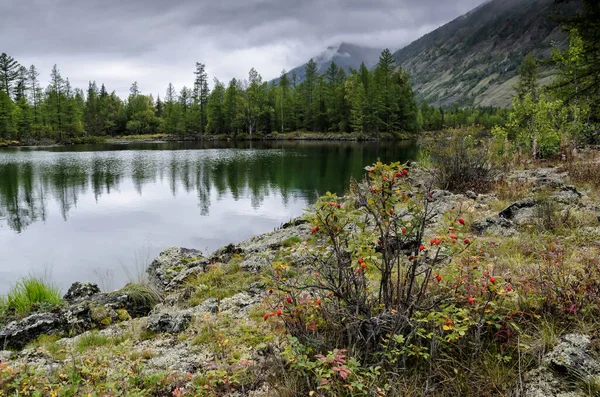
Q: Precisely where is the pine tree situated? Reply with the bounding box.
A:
[516,54,539,102]
[194,63,209,136]
[0,53,20,98]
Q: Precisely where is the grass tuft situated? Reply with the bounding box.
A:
[2,276,62,316]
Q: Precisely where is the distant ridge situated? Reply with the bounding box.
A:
[392,0,575,107]
[273,42,382,84]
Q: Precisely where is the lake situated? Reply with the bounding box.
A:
[0,140,418,294]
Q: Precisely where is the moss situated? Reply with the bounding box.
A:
[117,309,131,322]
[89,305,113,326]
[186,263,260,306]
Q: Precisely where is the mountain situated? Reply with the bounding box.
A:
[393,0,576,107]
[275,43,382,84]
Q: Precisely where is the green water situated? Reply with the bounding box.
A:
[0,140,418,293]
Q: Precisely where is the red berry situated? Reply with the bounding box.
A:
[464,239,470,245]
[450,233,457,239]
[506,285,512,292]
[436,274,442,282]
[403,169,408,175]
[286,297,292,304]
[357,268,362,274]
[490,277,496,284]
[330,201,335,207]
[337,204,341,209]
[327,292,333,297]
[435,239,441,246]
[316,299,321,305]
[468,297,474,304]
[369,169,375,174]
[333,226,338,232]
[315,226,319,232]
[419,245,425,251]
[378,240,383,246]
[429,193,433,198]
[402,227,407,234]
[263,313,269,321]
[396,172,402,178]
[409,255,415,260]
[270,311,276,317]
[268,289,273,294]
[383,177,388,182]
[358,258,363,264]
[277,309,282,316]
[459,218,465,225]
[430,238,435,245]
[389,209,394,215]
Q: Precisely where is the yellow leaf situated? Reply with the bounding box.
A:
[309,392,315,396]
[443,325,453,331]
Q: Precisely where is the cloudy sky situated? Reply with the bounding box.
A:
[1,0,487,98]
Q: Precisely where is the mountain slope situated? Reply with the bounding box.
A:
[393,0,575,107]
[276,43,382,84]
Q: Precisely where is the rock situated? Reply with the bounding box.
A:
[0,350,13,362]
[147,312,191,333]
[240,253,272,272]
[63,282,101,303]
[522,334,600,397]
[508,168,567,188]
[147,247,206,291]
[499,198,536,220]
[282,218,309,228]
[465,190,478,200]
[551,185,583,205]
[472,217,516,236]
[207,222,311,266]
[0,284,159,350]
[165,266,205,292]
[209,243,244,264]
[0,308,88,350]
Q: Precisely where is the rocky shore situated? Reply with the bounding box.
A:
[1,165,599,396]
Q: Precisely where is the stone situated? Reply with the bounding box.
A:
[499,198,536,220]
[0,284,159,350]
[465,190,478,200]
[551,185,583,205]
[0,350,13,362]
[240,253,272,272]
[0,309,87,350]
[63,282,101,303]
[472,217,516,236]
[147,312,191,333]
[147,247,206,291]
[522,334,600,397]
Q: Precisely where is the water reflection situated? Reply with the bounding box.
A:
[0,141,417,293]
[0,141,417,233]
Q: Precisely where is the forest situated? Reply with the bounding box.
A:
[0,49,506,143]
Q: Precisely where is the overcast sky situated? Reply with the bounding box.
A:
[1,0,487,98]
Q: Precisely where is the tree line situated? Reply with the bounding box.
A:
[0,49,508,143]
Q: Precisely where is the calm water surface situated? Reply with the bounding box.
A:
[0,141,418,293]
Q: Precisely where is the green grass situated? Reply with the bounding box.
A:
[109,283,160,316]
[281,236,303,247]
[2,276,62,316]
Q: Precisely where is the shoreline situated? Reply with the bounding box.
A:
[0,132,414,149]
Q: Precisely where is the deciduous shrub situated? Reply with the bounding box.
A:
[424,127,499,193]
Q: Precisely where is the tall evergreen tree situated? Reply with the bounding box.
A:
[0,53,20,98]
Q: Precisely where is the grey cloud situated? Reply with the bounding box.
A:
[1,0,486,97]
